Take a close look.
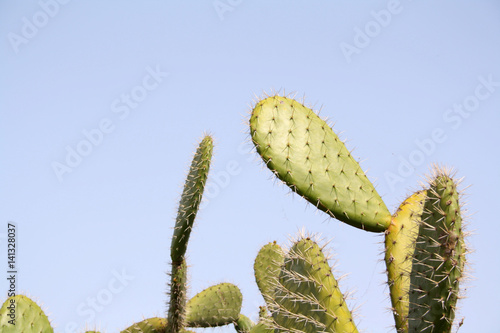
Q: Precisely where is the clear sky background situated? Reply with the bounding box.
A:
[1,1,499,332]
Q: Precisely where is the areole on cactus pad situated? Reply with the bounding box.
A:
[250,95,391,232]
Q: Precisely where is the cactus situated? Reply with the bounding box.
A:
[185,282,243,327]
[234,314,254,333]
[4,95,470,333]
[249,94,468,333]
[262,237,358,333]
[249,95,391,232]
[254,241,284,307]
[407,167,466,332]
[385,190,427,332]
[0,294,53,333]
[121,317,167,333]
[167,135,214,333]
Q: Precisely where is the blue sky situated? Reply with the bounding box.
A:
[1,1,499,332]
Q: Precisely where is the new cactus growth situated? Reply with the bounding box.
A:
[250,95,391,232]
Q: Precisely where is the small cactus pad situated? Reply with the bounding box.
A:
[250,95,391,232]
[120,317,167,333]
[234,314,254,333]
[408,167,466,333]
[254,241,284,306]
[0,295,53,333]
[186,283,243,327]
[269,237,358,332]
[171,135,214,262]
[249,322,274,333]
[385,190,427,332]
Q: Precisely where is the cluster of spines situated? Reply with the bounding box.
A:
[249,94,391,232]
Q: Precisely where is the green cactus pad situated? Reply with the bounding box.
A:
[185,283,243,328]
[249,322,274,333]
[408,167,466,333]
[120,317,167,333]
[234,314,254,333]
[254,241,284,307]
[385,190,426,333]
[168,135,213,333]
[250,95,391,232]
[0,295,53,333]
[269,237,358,332]
[171,135,214,262]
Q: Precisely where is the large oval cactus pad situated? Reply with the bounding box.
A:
[250,95,391,232]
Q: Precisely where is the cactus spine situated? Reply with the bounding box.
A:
[250,95,391,232]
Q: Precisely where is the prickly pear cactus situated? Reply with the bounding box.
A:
[250,95,391,232]
[0,295,53,333]
[185,282,242,328]
[234,314,254,333]
[168,135,213,333]
[408,167,466,333]
[267,237,358,333]
[385,190,427,332]
[121,317,167,333]
[254,241,284,307]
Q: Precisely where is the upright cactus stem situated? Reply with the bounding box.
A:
[408,166,466,333]
[168,135,214,333]
[250,95,391,232]
[170,135,214,262]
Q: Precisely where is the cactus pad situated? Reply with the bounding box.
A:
[385,190,426,332]
[185,283,242,327]
[121,317,167,333]
[254,241,284,307]
[250,95,391,232]
[0,295,53,333]
[268,237,358,332]
[408,167,466,332]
